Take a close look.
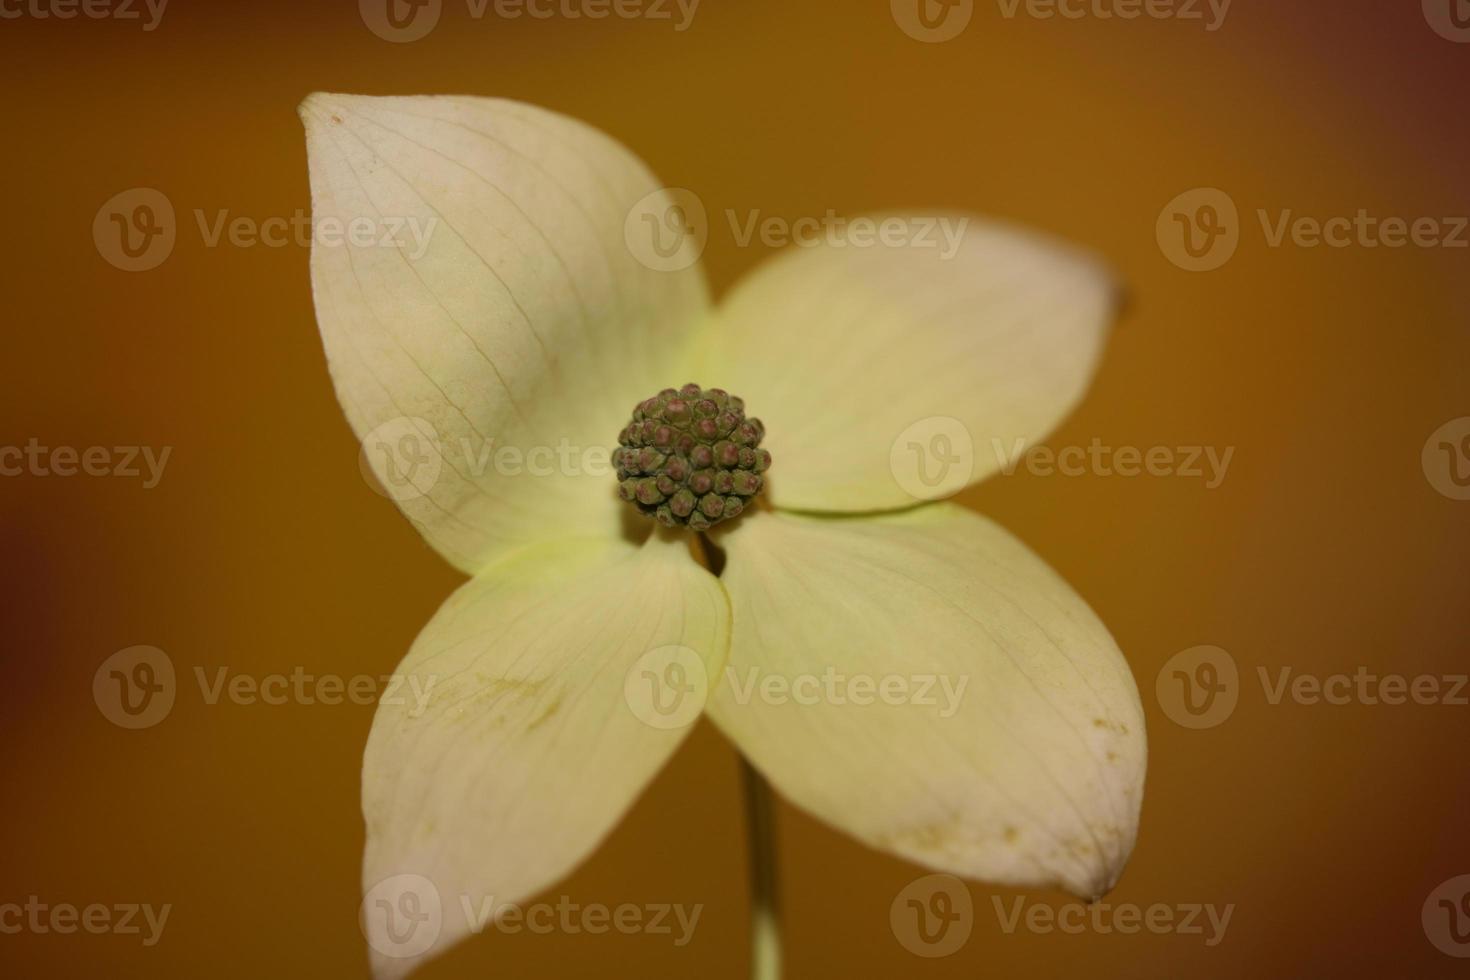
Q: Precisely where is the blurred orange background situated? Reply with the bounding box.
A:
[2,0,1468,977]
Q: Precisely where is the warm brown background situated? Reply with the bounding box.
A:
[2,0,1468,977]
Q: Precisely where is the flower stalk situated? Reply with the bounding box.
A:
[742,758,781,980]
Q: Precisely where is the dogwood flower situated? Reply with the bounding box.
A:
[299,92,1146,978]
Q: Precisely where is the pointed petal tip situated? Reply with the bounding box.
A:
[1046,810,1138,902]
[297,92,335,132]
[297,91,364,129]
[297,92,501,127]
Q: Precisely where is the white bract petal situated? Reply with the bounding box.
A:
[707,506,1145,899]
[301,93,709,571]
[360,532,729,979]
[692,215,1118,512]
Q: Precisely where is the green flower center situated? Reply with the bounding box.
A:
[615,383,770,531]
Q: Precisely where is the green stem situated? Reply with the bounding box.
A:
[741,758,782,980]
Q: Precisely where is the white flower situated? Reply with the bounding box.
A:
[299,92,1146,978]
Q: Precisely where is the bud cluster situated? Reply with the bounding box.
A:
[615,384,770,530]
